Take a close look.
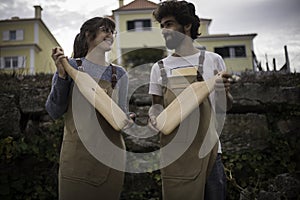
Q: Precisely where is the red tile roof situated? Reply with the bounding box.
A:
[114,0,158,12]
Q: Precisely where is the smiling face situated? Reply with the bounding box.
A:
[73,17,117,58]
[160,16,186,50]
[88,27,115,52]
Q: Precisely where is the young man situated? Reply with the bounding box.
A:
[148,1,233,199]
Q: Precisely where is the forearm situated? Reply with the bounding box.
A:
[149,95,164,118]
[148,95,164,129]
[152,94,164,106]
[45,73,72,119]
[215,90,233,112]
[118,76,129,113]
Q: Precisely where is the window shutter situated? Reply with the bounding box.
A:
[0,57,4,68]
[18,56,25,68]
[2,31,9,41]
[16,30,24,40]
[143,20,151,28]
[229,47,235,58]
[127,21,134,31]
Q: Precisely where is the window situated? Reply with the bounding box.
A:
[2,30,24,41]
[1,56,25,69]
[215,45,246,58]
[10,30,17,40]
[135,21,143,30]
[235,46,246,57]
[127,19,151,31]
[5,57,18,68]
[215,47,230,58]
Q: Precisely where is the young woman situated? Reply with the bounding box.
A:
[46,17,129,200]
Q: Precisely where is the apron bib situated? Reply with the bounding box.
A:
[159,51,218,200]
[59,63,125,200]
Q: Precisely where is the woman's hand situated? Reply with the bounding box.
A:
[52,47,67,79]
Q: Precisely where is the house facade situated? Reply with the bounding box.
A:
[111,0,164,66]
[195,33,257,73]
[0,6,60,75]
[111,0,257,73]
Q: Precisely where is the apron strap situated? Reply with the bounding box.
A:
[111,64,117,89]
[158,60,167,94]
[75,58,117,89]
[158,50,205,93]
[197,50,205,81]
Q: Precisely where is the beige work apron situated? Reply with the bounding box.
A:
[58,78,125,200]
[159,58,218,200]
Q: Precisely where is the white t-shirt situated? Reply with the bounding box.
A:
[149,51,226,153]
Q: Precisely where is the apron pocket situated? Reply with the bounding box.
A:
[60,140,112,186]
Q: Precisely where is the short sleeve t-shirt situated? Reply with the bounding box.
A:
[149,51,226,153]
[149,51,226,96]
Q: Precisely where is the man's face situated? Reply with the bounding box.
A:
[160,16,185,50]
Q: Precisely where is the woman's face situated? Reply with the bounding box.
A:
[89,26,116,52]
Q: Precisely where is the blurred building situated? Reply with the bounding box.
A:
[196,32,257,73]
[111,0,257,73]
[0,5,60,75]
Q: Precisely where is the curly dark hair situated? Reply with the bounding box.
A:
[152,0,200,39]
[73,17,115,58]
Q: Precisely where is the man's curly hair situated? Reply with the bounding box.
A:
[153,0,200,39]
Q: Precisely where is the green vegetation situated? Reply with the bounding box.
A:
[223,130,297,199]
[1,124,297,199]
[0,119,63,200]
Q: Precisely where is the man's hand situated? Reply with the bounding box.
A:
[148,104,164,132]
[214,70,231,94]
[214,70,234,110]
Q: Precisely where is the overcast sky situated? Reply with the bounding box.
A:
[1,0,299,72]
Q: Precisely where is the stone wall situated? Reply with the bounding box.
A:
[0,74,52,137]
[127,70,300,163]
[224,72,300,162]
[1,71,299,199]
[126,70,300,199]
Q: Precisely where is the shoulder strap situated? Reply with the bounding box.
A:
[75,58,117,89]
[197,50,205,81]
[111,64,117,89]
[158,60,167,93]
